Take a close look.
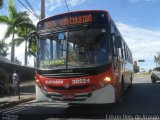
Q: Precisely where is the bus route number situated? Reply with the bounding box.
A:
[72,78,90,85]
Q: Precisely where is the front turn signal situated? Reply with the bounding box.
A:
[36,79,42,87]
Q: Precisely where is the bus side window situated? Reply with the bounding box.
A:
[118,47,122,58]
[117,36,123,58]
[111,22,121,57]
[112,34,118,56]
[124,44,127,60]
[129,51,131,63]
[126,47,128,61]
[111,22,117,57]
[127,48,129,62]
[131,53,133,63]
[121,41,124,59]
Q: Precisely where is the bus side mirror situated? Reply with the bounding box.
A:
[28,31,37,57]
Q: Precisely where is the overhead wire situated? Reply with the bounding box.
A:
[65,0,69,12]
[24,0,39,18]
[68,0,73,11]
[25,0,35,12]
[17,0,39,19]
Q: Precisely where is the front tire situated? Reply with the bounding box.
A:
[129,74,133,87]
[151,76,156,83]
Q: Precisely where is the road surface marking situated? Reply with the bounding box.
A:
[0,106,33,114]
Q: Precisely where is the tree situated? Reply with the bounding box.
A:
[0,0,32,62]
[15,23,35,65]
[28,34,37,57]
[0,0,3,9]
[134,65,140,73]
[154,54,160,67]
[0,40,8,57]
[15,57,22,65]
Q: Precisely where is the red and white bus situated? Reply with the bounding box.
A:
[29,10,133,104]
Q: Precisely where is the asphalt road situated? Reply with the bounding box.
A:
[1,77,160,120]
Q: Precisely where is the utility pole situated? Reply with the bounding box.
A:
[41,0,45,19]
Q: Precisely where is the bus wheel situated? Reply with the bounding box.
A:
[117,77,125,103]
[129,74,133,87]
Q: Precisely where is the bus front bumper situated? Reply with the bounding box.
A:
[37,84,116,104]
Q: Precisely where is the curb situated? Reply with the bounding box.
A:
[0,98,35,109]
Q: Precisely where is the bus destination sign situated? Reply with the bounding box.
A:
[44,14,92,29]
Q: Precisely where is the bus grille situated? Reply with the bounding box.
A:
[46,92,92,101]
[42,73,89,78]
[47,85,90,90]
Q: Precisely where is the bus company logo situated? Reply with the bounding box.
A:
[64,83,70,89]
[45,80,63,85]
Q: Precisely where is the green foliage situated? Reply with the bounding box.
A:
[0,0,3,9]
[69,49,78,63]
[0,40,8,57]
[15,57,22,65]
[154,55,160,66]
[16,18,35,65]
[149,69,152,73]
[28,35,37,56]
[16,24,35,46]
[134,65,140,73]
[0,0,35,62]
[134,72,150,78]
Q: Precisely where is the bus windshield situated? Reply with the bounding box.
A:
[38,28,110,69]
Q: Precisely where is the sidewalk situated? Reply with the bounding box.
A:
[0,80,36,109]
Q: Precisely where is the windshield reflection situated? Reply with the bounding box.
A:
[38,28,110,69]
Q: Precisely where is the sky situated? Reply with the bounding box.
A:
[0,0,160,70]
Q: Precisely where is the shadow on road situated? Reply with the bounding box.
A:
[3,81,160,119]
[53,82,160,118]
[20,85,35,94]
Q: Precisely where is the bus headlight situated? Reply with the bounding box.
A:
[36,79,39,83]
[103,77,111,83]
[99,77,111,88]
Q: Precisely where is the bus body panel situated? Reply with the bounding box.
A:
[35,65,117,103]
[36,84,48,101]
[33,10,133,104]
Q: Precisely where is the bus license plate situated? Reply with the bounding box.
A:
[62,94,74,99]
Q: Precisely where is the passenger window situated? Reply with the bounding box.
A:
[112,34,117,56]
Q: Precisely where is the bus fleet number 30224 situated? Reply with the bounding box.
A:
[72,78,90,85]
